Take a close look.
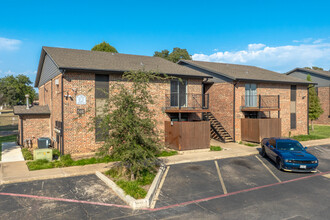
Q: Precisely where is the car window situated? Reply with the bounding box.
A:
[276,141,304,151]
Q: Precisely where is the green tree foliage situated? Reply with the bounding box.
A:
[307,74,323,130]
[304,66,324,71]
[91,41,118,53]
[154,47,192,63]
[95,70,170,179]
[0,74,36,106]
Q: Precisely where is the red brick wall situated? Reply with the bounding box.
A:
[315,87,330,124]
[61,72,203,155]
[21,115,50,148]
[234,82,308,140]
[39,85,44,105]
[206,82,234,138]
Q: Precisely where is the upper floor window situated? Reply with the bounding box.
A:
[170,79,187,107]
[245,83,257,107]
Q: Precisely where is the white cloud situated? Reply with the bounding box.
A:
[0,37,22,51]
[293,38,313,43]
[192,41,330,72]
[248,43,265,51]
[313,39,324,44]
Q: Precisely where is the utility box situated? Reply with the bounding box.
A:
[38,137,51,149]
[34,149,53,161]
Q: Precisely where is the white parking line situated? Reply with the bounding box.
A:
[255,156,281,183]
[214,160,227,194]
[150,166,170,209]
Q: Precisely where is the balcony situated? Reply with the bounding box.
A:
[165,93,210,113]
[241,95,280,111]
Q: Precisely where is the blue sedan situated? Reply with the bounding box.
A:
[261,138,318,172]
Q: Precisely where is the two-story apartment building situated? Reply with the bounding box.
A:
[14,47,210,155]
[286,68,330,124]
[178,60,312,143]
[14,46,313,155]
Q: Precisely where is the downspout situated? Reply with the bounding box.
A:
[61,70,65,155]
[233,81,238,142]
[307,86,309,135]
[20,117,23,145]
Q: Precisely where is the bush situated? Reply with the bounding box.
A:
[210,146,222,151]
[27,159,54,170]
[21,148,33,160]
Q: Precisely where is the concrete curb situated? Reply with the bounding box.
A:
[95,164,166,209]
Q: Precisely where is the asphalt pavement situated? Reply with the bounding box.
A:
[0,145,329,219]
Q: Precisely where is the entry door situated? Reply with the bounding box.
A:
[170,80,187,107]
[245,84,257,107]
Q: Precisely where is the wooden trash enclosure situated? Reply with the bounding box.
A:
[165,121,210,150]
[241,118,281,143]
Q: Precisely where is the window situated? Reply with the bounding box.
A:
[170,79,187,107]
[245,84,257,107]
[95,74,109,141]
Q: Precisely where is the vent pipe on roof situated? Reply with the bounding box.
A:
[25,94,30,109]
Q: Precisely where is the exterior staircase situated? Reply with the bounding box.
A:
[203,112,234,143]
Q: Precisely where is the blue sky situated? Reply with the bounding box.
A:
[1,0,330,87]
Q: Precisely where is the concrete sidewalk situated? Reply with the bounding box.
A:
[0,161,113,184]
[1,142,24,162]
[163,140,259,165]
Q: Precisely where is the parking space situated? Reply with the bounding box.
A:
[156,160,223,207]
[0,175,134,219]
[156,145,330,208]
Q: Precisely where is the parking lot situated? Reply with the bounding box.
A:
[156,145,330,208]
[0,145,329,219]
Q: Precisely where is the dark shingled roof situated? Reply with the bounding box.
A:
[286,68,330,78]
[35,47,210,86]
[13,105,51,115]
[179,60,313,85]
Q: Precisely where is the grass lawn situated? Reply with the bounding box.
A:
[210,146,222,151]
[27,154,119,171]
[291,125,330,141]
[0,135,17,161]
[104,168,156,199]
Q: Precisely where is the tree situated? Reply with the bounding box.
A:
[95,70,170,180]
[91,41,118,53]
[304,66,324,71]
[307,74,323,130]
[0,74,36,106]
[154,47,192,63]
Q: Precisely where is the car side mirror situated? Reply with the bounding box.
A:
[304,147,308,150]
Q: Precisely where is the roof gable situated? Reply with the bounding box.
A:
[179,60,312,85]
[35,47,210,87]
[287,68,330,79]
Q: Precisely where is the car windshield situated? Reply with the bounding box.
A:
[277,141,304,151]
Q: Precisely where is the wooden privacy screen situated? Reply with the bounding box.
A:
[165,121,210,150]
[241,118,281,143]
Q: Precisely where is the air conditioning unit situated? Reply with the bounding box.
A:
[38,137,51,149]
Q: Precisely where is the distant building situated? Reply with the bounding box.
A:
[287,68,330,125]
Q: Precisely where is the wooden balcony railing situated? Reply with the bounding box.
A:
[241,95,280,111]
[165,93,209,112]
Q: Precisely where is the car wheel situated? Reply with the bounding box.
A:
[261,146,267,157]
[276,158,283,171]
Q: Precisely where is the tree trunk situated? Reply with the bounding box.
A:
[311,120,314,131]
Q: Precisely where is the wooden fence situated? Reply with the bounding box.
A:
[165,121,210,150]
[241,118,281,143]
